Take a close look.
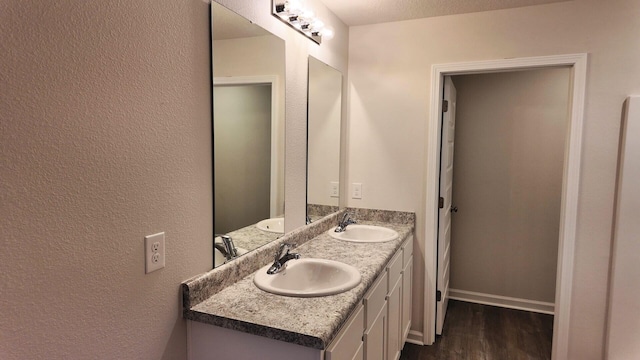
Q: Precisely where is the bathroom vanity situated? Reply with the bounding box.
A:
[326,234,413,360]
[182,209,415,360]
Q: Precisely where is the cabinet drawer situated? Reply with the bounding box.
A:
[402,236,413,266]
[364,271,387,330]
[326,303,364,360]
[387,251,402,293]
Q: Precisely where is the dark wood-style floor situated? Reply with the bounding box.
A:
[400,300,554,360]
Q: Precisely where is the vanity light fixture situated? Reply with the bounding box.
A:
[272,0,334,44]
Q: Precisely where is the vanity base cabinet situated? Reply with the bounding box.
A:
[188,320,323,360]
[188,234,414,360]
[362,235,414,360]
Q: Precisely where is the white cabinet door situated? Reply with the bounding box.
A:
[326,304,364,360]
[387,278,402,360]
[364,302,386,360]
[606,96,640,359]
[352,342,364,360]
[364,269,387,360]
[401,257,413,344]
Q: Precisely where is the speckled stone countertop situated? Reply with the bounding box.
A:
[183,208,415,350]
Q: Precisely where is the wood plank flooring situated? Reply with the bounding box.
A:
[400,300,554,360]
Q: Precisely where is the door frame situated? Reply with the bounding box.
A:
[423,53,587,360]
[214,75,283,217]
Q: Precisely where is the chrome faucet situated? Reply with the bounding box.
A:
[214,234,238,261]
[267,243,300,274]
[334,212,356,233]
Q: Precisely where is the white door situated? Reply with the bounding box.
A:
[213,84,272,233]
[436,76,457,335]
[606,96,640,359]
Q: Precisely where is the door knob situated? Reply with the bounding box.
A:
[451,206,458,213]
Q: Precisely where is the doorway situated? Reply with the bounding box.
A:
[424,54,587,360]
[213,83,272,233]
[433,68,571,357]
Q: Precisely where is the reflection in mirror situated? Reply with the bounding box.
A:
[212,2,285,267]
[306,57,343,222]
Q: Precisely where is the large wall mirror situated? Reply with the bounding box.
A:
[306,56,343,221]
[212,2,286,267]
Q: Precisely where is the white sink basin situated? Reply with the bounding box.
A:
[328,225,398,243]
[256,217,284,233]
[253,258,361,297]
[214,246,248,266]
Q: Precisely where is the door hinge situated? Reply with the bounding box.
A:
[438,197,444,209]
[436,290,442,302]
[442,100,449,112]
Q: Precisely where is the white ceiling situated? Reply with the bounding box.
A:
[319,0,571,26]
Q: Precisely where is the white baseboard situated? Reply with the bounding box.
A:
[406,330,425,346]
[449,289,555,315]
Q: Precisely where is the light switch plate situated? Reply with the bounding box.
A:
[329,181,339,198]
[352,183,362,199]
[145,232,165,274]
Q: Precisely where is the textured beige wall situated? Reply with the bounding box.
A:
[449,69,570,303]
[347,0,640,357]
[0,1,212,358]
[0,0,348,359]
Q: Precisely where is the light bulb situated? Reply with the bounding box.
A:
[321,26,334,40]
[285,0,303,15]
[301,9,315,20]
[310,19,324,32]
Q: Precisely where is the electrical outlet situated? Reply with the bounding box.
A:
[329,181,339,198]
[145,232,165,273]
[352,183,362,199]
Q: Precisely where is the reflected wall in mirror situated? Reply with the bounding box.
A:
[306,56,343,222]
[212,2,285,267]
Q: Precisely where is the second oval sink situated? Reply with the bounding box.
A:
[328,225,399,243]
[256,217,284,233]
[253,258,361,297]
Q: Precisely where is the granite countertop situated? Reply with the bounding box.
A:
[186,219,414,350]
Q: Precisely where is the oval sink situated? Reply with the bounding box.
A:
[328,225,399,243]
[256,217,284,233]
[253,258,361,297]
